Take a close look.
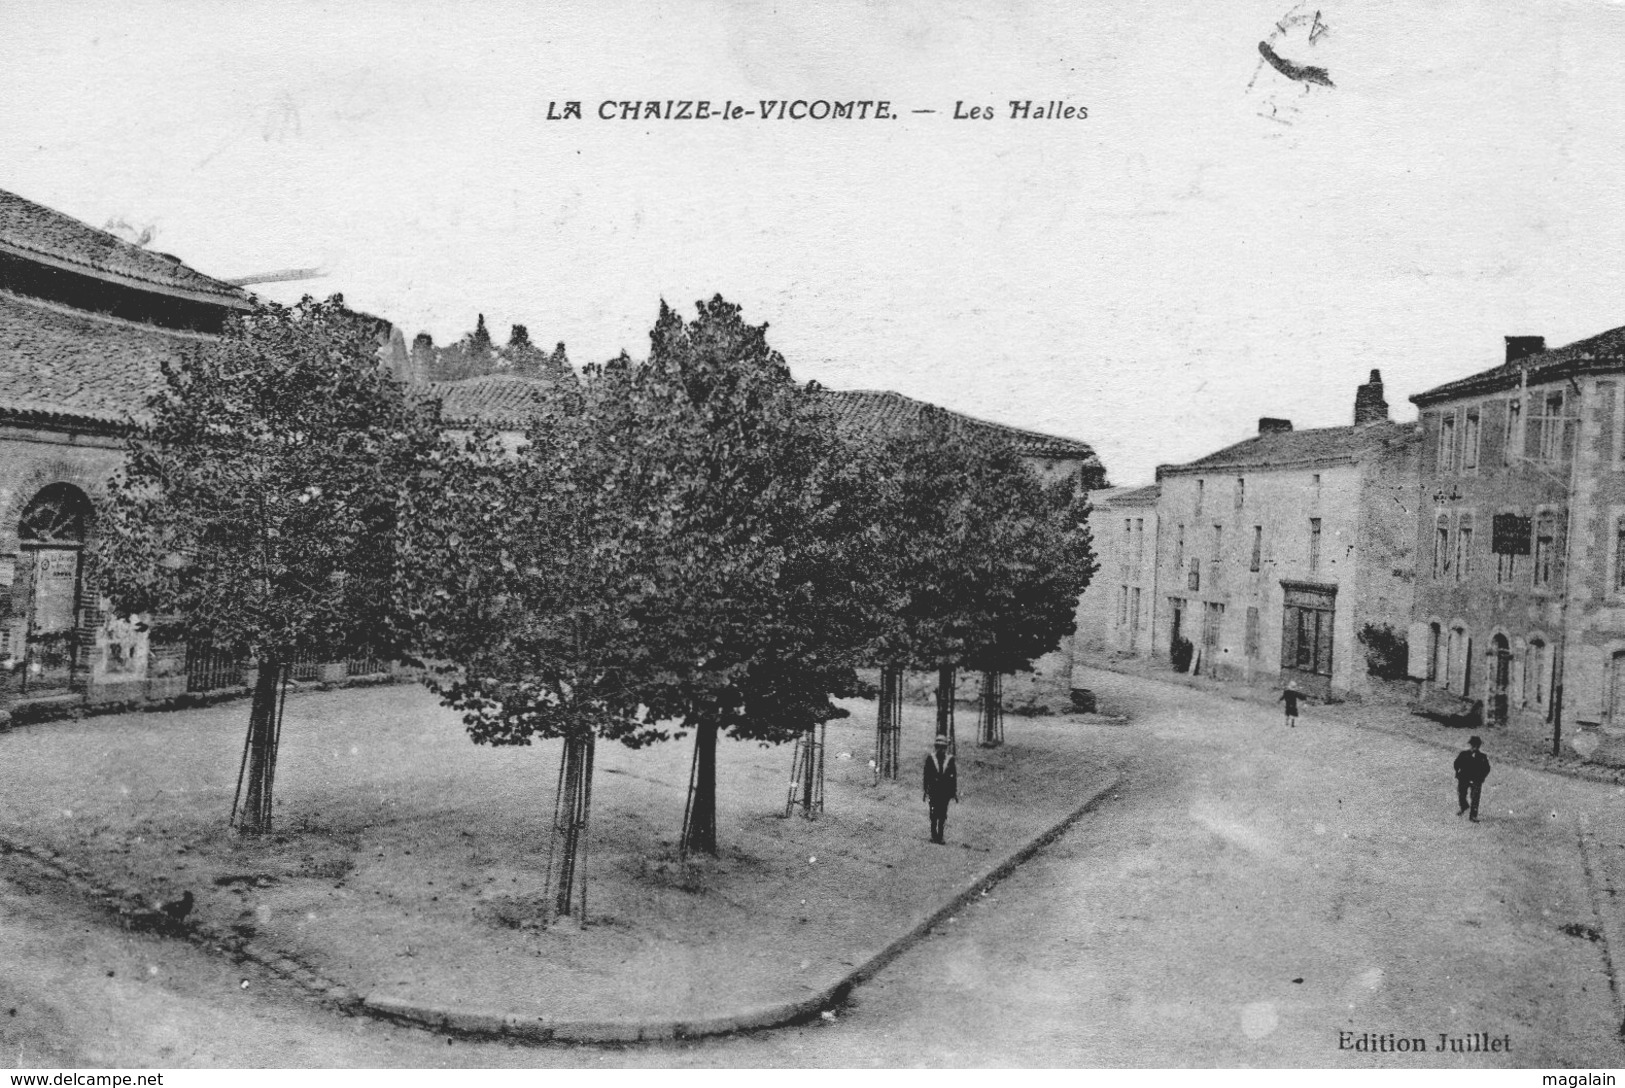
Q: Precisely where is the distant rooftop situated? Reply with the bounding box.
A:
[428,373,565,429]
[0,188,247,307]
[819,388,1103,467]
[1413,324,1625,406]
[1092,483,1160,505]
[1158,420,1417,477]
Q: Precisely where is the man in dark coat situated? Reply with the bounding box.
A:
[1454,735,1491,822]
[922,734,958,844]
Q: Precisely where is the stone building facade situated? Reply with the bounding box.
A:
[1073,483,1159,660]
[1407,327,1625,762]
[1077,373,1420,701]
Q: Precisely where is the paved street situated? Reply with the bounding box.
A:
[4,668,1624,1067]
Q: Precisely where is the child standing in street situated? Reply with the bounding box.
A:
[1279,685,1301,727]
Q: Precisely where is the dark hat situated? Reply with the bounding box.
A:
[933,734,949,747]
[1468,735,1482,748]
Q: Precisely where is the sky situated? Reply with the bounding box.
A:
[4,0,1625,485]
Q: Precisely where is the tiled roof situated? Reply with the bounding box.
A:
[819,388,1103,465]
[1159,420,1417,476]
[1094,482,1159,506]
[1412,324,1625,406]
[0,290,547,434]
[0,188,247,306]
[0,289,209,429]
[427,373,563,428]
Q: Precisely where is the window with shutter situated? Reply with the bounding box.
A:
[1528,389,1579,464]
[1315,611,1334,677]
[1534,513,1556,586]
[1615,518,1625,593]
[1439,413,1458,472]
[1279,609,1295,673]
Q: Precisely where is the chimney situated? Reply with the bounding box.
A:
[1505,335,1546,365]
[1258,417,1293,435]
[1354,368,1389,425]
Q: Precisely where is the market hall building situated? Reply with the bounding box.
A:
[0,188,261,711]
[0,187,428,717]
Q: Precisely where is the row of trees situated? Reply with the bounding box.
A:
[93,293,1095,915]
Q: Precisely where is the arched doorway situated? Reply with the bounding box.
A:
[1490,634,1512,726]
[1526,639,1548,711]
[1447,626,1470,695]
[12,483,93,693]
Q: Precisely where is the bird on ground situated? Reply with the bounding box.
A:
[119,890,195,935]
[159,890,195,924]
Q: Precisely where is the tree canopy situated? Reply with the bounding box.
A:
[397,295,884,853]
[95,294,443,663]
[863,410,1096,679]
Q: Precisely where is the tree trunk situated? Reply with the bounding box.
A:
[233,662,285,834]
[549,731,595,920]
[978,669,1004,748]
[800,725,817,815]
[683,720,720,855]
[935,664,956,754]
[874,665,902,780]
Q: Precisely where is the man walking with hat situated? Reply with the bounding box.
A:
[1454,735,1491,822]
[923,734,958,844]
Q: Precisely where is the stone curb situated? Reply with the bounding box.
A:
[0,834,362,1013]
[1,671,411,731]
[0,769,1120,1046]
[1574,815,1625,1037]
[359,769,1122,1044]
